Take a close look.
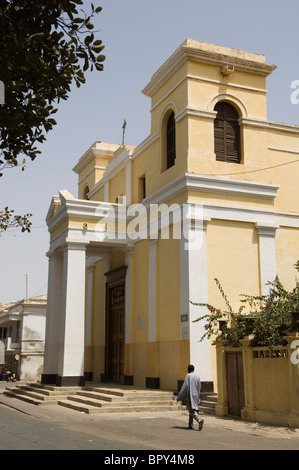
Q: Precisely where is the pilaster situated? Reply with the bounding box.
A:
[214,344,228,416]
[240,339,256,422]
[180,204,212,381]
[256,223,279,296]
[148,239,157,343]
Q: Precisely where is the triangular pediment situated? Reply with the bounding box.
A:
[45,190,75,224]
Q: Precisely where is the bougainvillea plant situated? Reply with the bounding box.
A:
[192,261,299,348]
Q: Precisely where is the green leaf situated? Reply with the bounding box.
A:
[96,54,106,62]
[92,44,105,52]
[27,32,45,41]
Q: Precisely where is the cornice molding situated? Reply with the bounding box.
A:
[142,45,276,98]
[175,107,217,123]
[240,117,299,134]
[143,172,279,207]
[72,142,120,174]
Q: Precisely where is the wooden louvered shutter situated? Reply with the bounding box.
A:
[166,112,176,169]
[214,102,241,163]
[214,109,225,162]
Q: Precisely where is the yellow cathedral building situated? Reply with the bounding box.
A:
[42,39,299,393]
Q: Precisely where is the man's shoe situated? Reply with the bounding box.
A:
[188,425,194,430]
[198,419,204,431]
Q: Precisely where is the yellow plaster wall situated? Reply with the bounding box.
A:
[150,64,188,124]
[159,340,189,390]
[132,145,157,204]
[49,220,69,242]
[90,185,105,202]
[77,158,96,198]
[109,168,126,203]
[110,251,125,271]
[188,63,267,119]
[189,191,274,211]
[77,157,107,198]
[126,236,186,389]
[276,227,299,290]
[157,237,180,342]
[268,148,299,213]
[253,357,291,414]
[206,220,261,389]
[206,220,260,311]
[131,101,188,203]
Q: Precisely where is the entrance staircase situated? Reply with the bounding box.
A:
[4,382,217,415]
[4,382,82,406]
[59,385,186,414]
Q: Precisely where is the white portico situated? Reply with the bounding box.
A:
[42,190,131,386]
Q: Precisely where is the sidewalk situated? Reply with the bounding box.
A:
[1,381,298,441]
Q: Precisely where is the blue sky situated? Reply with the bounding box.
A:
[0,0,299,304]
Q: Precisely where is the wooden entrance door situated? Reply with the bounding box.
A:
[106,279,125,382]
[226,352,245,416]
[109,306,124,382]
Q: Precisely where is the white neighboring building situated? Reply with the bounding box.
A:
[0,296,47,381]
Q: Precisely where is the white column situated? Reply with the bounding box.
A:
[148,240,157,342]
[104,180,109,202]
[85,263,95,347]
[57,241,87,386]
[125,159,132,206]
[42,251,63,383]
[256,223,279,296]
[180,206,211,381]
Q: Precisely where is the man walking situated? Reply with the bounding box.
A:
[177,364,204,431]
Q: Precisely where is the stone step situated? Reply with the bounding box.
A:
[198,404,216,414]
[4,389,59,406]
[67,394,181,409]
[58,398,185,415]
[200,392,218,403]
[77,389,177,403]
[28,382,83,394]
[85,385,177,399]
[57,385,185,414]
[17,384,79,397]
[4,382,84,406]
[3,381,217,414]
[4,386,65,403]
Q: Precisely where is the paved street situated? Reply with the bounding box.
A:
[0,383,299,452]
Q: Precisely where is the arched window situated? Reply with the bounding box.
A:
[214,102,241,163]
[83,185,90,200]
[166,111,176,169]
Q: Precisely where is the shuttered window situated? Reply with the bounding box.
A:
[214,102,241,163]
[166,112,176,169]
